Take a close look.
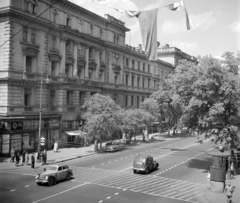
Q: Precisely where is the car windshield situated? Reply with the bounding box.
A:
[46,166,57,171]
[135,157,146,162]
[105,143,112,146]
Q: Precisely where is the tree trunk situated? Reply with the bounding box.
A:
[94,139,98,152]
[158,123,161,136]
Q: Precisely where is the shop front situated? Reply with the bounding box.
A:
[0,115,61,156]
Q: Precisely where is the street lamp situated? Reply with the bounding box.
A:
[38,69,50,152]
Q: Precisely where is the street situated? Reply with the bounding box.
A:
[0,137,214,203]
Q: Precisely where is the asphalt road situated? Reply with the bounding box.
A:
[0,136,214,203]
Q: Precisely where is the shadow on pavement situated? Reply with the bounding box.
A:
[186,157,213,171]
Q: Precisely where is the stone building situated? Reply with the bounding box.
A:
[0,0,196,155]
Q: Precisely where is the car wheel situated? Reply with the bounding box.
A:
[156,163,159,169]
[66,173,72,181]
[133,169,137,174]
[36,183,41,186]
[145,168,149,174]
[48,177,54,186]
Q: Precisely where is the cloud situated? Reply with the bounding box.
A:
[160,11,220,35]
[170,41,199,52]
[68,0,138,19]
[228,21,240,33]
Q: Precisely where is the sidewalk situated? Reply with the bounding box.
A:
[204,175,240,203]
[0,133,169,170]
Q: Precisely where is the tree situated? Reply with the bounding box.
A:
[82,93,121,151]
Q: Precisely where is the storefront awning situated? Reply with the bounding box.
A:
[65,130,87,137]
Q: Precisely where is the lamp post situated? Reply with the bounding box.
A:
[38,69,49,152]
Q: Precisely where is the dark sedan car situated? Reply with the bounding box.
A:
[132,154,159,174]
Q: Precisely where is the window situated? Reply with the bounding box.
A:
[137,96,139,107]
[66,15,71,27]
[79,92,84,106]
[52,35,56,49]
[142,78,145,88]
[148,79,151,88]
[99,52,102,61]
[143,63,145,72]
[114,73,118,84]
[132,60,134,69]
[99,71,104,81]
[89,48,93,59]
[53,9,58,23]
[65,64,71,77]
[138,62,140,70]
[132,75,134,87]
[51,62,56,76]
[125,75,128,86]
[24,88,31,106]
[90,24,94,36]
[125,95,128,107]
[66,40,71,52]
[66,91,73,106]
[131,96,134,106]
[50,90,56,106]
[26,56,33,73]
[23,27,28,42]
[148,65,150,72]
[24,0,29,11]
[154,80,156,89]
[24,0,37,14]
[137,77,140,87]
[31,29,36,44]
[89,69,93,80]
[100,28,103,39]
[126,58,129,66]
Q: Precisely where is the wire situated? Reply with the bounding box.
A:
[0,0,61,48]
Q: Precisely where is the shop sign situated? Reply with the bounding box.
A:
[11,122,23,130]
[49,119,60,128]
[0,121,10,130]
[23,120,45,130]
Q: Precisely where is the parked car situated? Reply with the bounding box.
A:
[132,154,159,174]
[35,164,73,186]
[104,141,125,152]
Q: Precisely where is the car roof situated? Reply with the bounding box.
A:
[135,154,152,159]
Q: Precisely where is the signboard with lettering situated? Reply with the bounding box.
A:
[11,122,23,130]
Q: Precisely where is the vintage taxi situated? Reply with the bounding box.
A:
[132,154,159,174]
[35,164,73,186]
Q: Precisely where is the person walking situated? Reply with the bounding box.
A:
[31,152,35,169]
[10,148,15,162]
[207,171,211,189]
[22,150,26,165]
[15,152,20,167]
[230,163,235,178]
[224,181,235,203]
[43,149,47,165]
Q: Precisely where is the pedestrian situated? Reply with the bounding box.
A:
[230,163,235,178]
[43,149,47,165]
[207,171,211,189]
[10,148,15,162]
[22,150,26,164]
[224,181,235,203]
[15,152,20,166]
[31,152,35,169]
[25,151,29,165]
[54,141,58,152]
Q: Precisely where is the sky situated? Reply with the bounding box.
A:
[68,0,240,58]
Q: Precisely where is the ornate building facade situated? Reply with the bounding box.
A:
[0,0,196,155]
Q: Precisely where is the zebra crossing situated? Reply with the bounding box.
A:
[70,166,206,203]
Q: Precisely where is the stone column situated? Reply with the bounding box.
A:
[73,43,78,78]
[59,38,66,76]
[85,46,89,78]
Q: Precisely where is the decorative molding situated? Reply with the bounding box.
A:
[21,41,40,57]
[65,52,74,64]
[48,49,62,62]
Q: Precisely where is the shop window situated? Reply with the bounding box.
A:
[24,88,32,106]
[50,90,56,106]
[31,28,36,44]
[26,56,33,73]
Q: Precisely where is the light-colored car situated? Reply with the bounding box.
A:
[35,164,73,186]
[104,141,125,152]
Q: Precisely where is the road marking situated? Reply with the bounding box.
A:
[101,164,104,165]
[10,189,15,192]
[115,193,119,195]
[25,185,29,187]
[123,189,126,191]
[32,183,87,203]
[98,201,103,203]
[107,196,111,199]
